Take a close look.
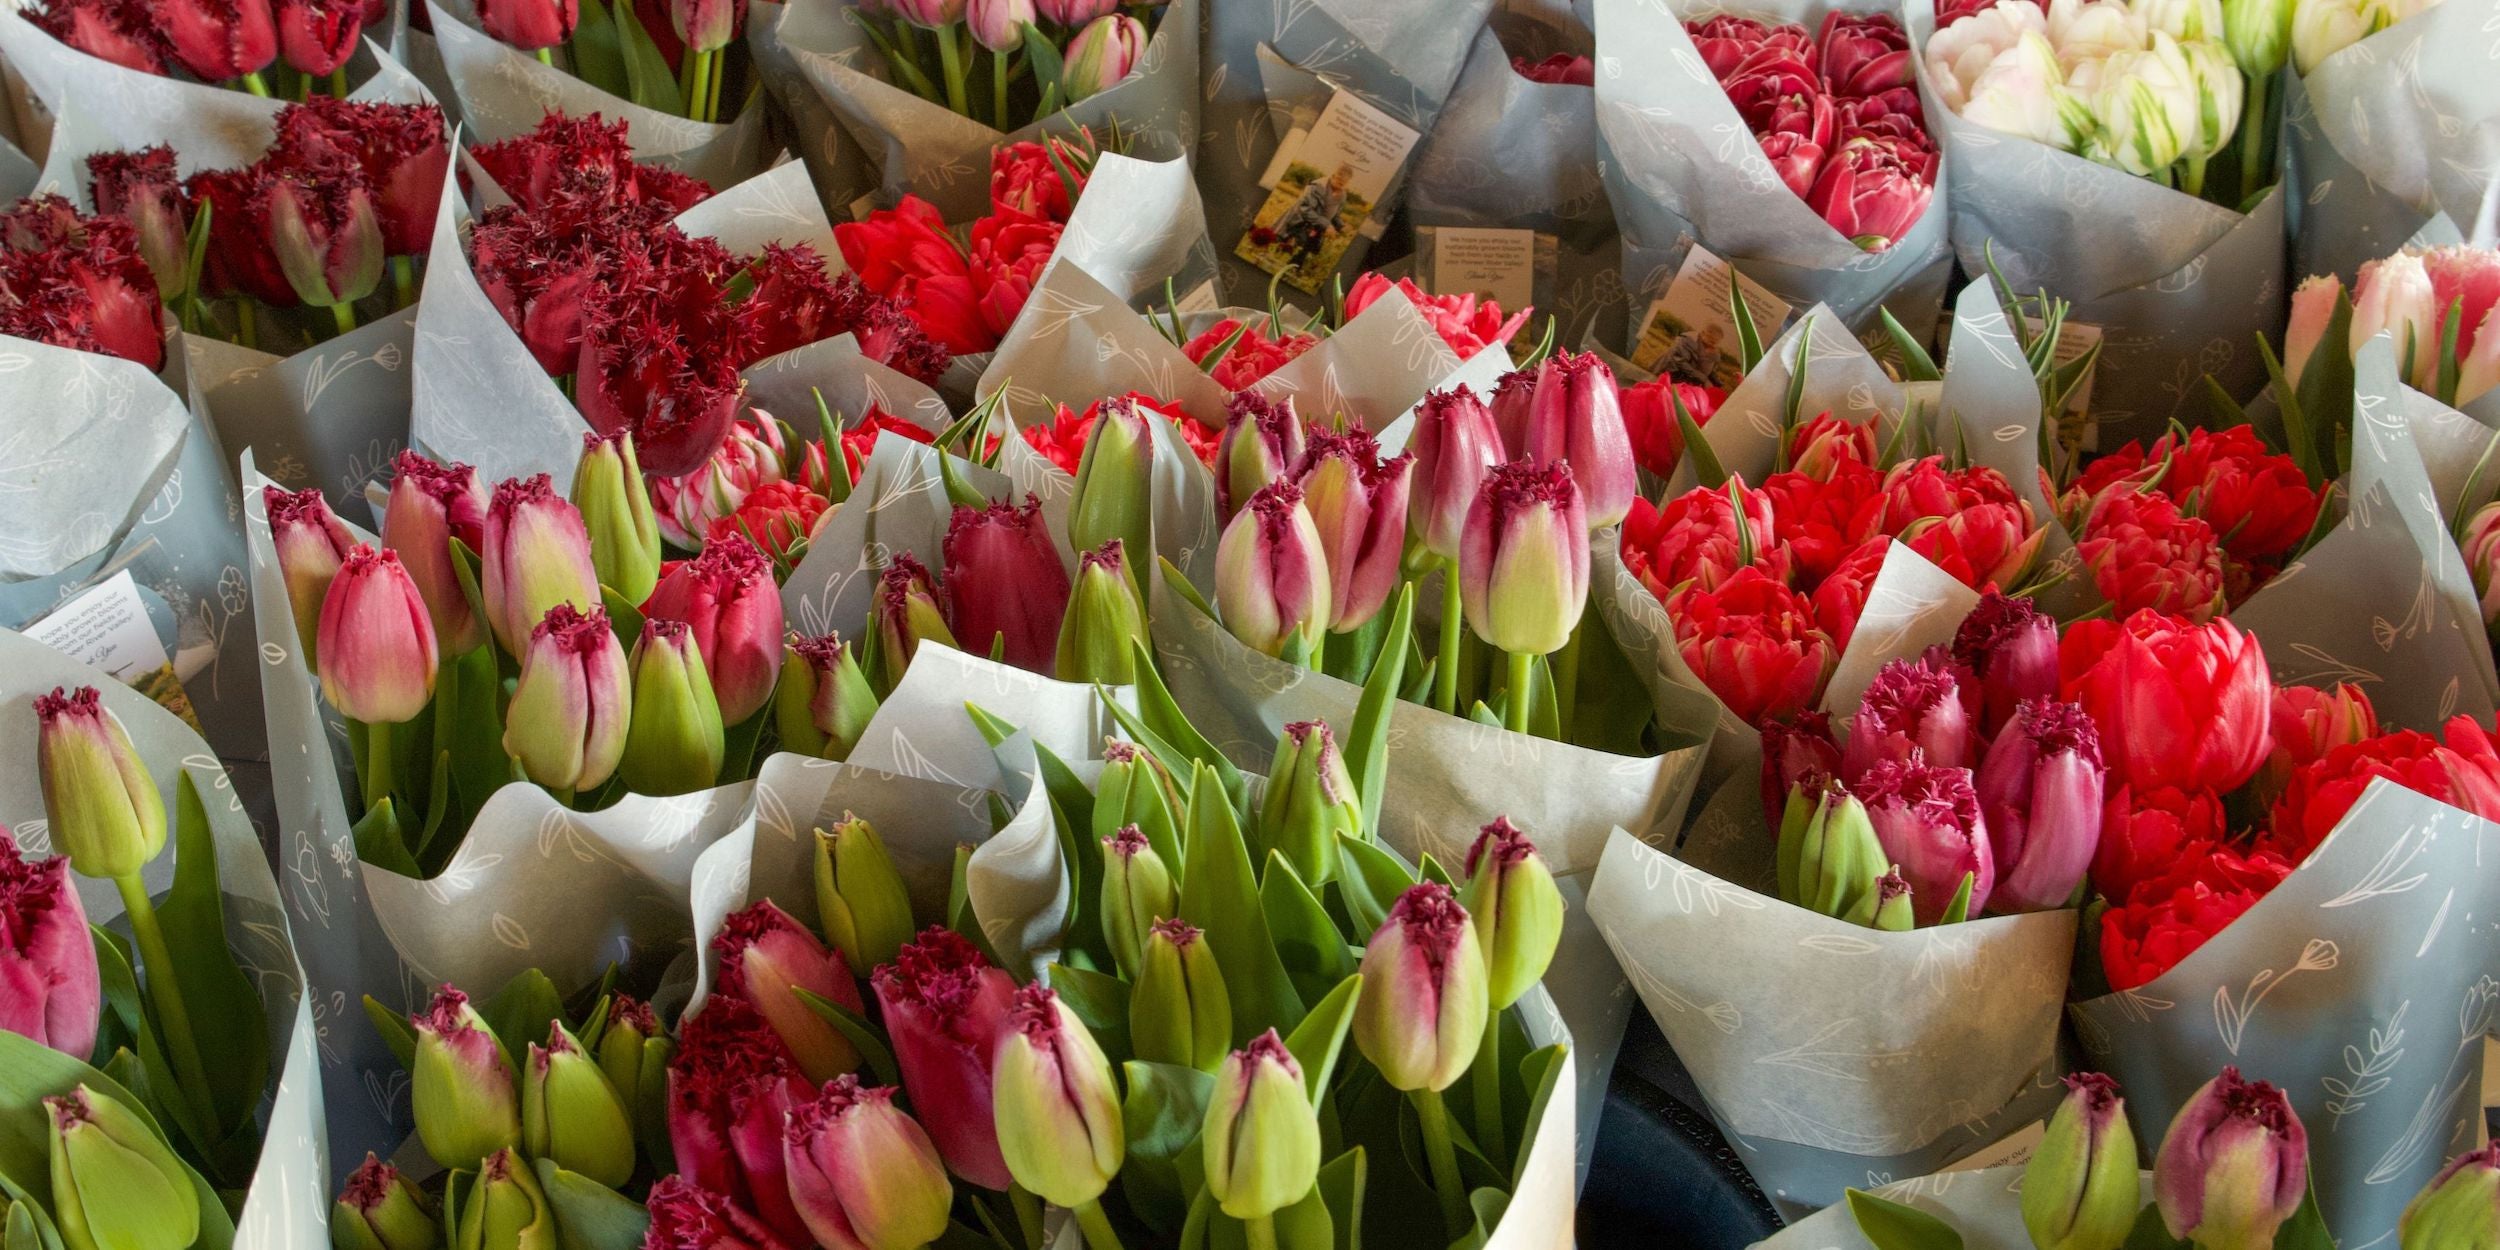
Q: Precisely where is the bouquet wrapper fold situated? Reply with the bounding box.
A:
[1759,1164,2135,1247]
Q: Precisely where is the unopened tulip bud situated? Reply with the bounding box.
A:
[2353,251,2442,388]
[715,900,864,1083]
[331,1155,439,1250]
[411,987,522,1171]
[264,160,384,309]
[1101,826,1175,979]
[2283,274,2343,390]
[571,431,662,604]
[2291,0,2386,73]
[644,535,785,726]
[1869,868,1915,931]
[455,1149,556,1250]
[1296,429,1415,632]
[483,475,601,659]
[1219,392,1307,522]
[0,832,99,1060]
[265,484,356,666]
[994,984,1124,1206]
[2024,1073,2141,1250]
[2401,1144,2500,1250]
[475,0,576,49]
[1257,720,1362,887]
[504,604,630,793]
[523,1022,634,1187]
[1459,818,1562,1009]
[777,634,880,762]
[943,495,1073,677]
[1517,352,1636,528]
[1353,883,1489,1093]
[1952,590,2060,739]
[1460,460,1590,658]
[2155,1067,2308,1250]
[1782,788,1888,922]
[34,686,165,881]
[1203,1030,1322,1220]
[1860,757,1992,925]
[1092,740,1183,871]
[2221,0,2289,74]
[1131,918,1230,1072]
[1845,656,1972,780]
[593,995,672,1162]
[784,1077,956,1250]
[1057,540,1149,684]
[873,554,956,687]
[620,619,726,796]
[1070,395,1155,589]
[319,545,440,724]
[1217,481,1332,659]
[966,0,1032,50]
[383,453,490,656]
[45,1085,198,1250]
[871,927,1018,1190]
[813,815,915,978]
[1979,700,2106,913]
[1409,387,1505,562]
[1061,14,1147,99]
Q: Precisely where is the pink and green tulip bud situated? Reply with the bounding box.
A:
[2283,275,2343,389]
[1130,918,1230,1071]
[1256,720,1362,887]
[1061,13,1147,100]
[777,634,880,762]
[318,545,440,725]
[1056,540,1149,684]
[870,927,1018,1190]
[1951,590,2060,739]
[570,431,662,604]
[1409,386,1504,561]
[1216,480,1332,659]
[813,815,916,978]
[2155,1067,2310,1250]
[1202,1030,1322,1220]
[44,1084,198,1250]
[887,0,964,26]
[668,0,734,53]
[1296,429,1415,633]
[1779,787,1887,922]
[1516,352,1636,528]
[410,987,522,1171]
[714,899,864,1084]
[592,995,672,1164]
[1219,392,1308,522]
[1353,882,1489,1093]
[1459,817,1562,1009]
[1459,459,1589,657]
[34,686,165,880]
[483,474,601,659]
[641,1177,782,1250]
[2401,1144,2500,1250]
[943,495,1074,677]
[503,604,630,794]
[1859,757,1992,925]
[1100,825,1176,978]
[265,160,385,308]
[522,1021,635,1187]
[784,1076,957,1250]
[1488,369,1536,460]
[453,1149,556,1250]
[1977,700,2105,914]
[265,484,356,666]
[2352,252,2442,391]
[620,619,726,796]
[332,1155,439,1250]
[0,832,99,1060]
[1091,741,1183,882]
[644,535,785,726]
[382,453,489,656]
[965,0,1032,50]
[2022,1073,2141,1250]
[1070,395,1156,590]
[873,554,956,688]
[993,984,1125,1207]
[1868,868,1915,931]
[1844,655,1973,781]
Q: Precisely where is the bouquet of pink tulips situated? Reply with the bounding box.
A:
[849,0,1171,130]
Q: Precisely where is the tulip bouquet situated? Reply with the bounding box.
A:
[839,0,1171,130]
[1173,272,1531,398]
[0,194,170,369]
[2277,242,2500,419]
[18,0,379,96]
[436,0,753,124]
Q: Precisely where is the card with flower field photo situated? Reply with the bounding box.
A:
[1234,89,1419,294]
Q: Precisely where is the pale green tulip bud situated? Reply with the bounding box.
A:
[1203,1030,1322,1219]
[1056,540,1148,684]
[813,814,916,978]
[2221,0,2290,74]
[33,686,165,881]
[410,987,523,1172]
[592,995,673,1167]
[571,431,662,604]
[994,985,1124,1207]
[1100,826,1176,979]
[1256,720,1362,887]
[1458,817,1563,1010]
[2400,1144,2500,1250]
[45,1084,199,1250]
[332,1154,440,1250]
[1131,919,1231,1072]
[775,634,879,762]
[2023,1073,2141,1250]
[620,618,725,796]
[1353,883,1488,1093]
[523,1021,634,1187]
[453,1150,556,1250]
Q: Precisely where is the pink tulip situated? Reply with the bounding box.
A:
[783,1076,955,1250]
[2154,1068,2309,1250]
[1459,459,1589,657]
[942,495,1073,677]
[1976,699,2104,913]
[1857,755,1991,924]
[1516,352,1636,528]
[1293,429,1415,633]
[1843,655,1973,782]
[264,485,356,667]
[667,997,815,1243]
[1408,386,1504,562]
[476,0,576,50]
[1217,392,1307,522]
[482,474,601,660]
[642,1176,785,1250]
[873,554,955,682]
[318,545,439,725]
[1350,883,1488,1093]
[503,604,629,793]
[0,830,99,1061]
[2283,274,2341,390]
[713,900,864,1084]
[382,451,489,656]
[643,535,785,725]
[1061,14,1146,99]
[1950,590,2059,739]
[1214,480,1332,659]
[869,927,1018,1190]
[1759,710,1843,822]
[966,0,1032,50]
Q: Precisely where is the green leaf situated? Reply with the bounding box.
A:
[1509,1043,1567,1190]
[364,995,418,1070]
[2288,290,2356,482]
[534,1158,651,1250]
[2199,374,2249,428]
[1672,386,1726,489]
[0,1031,235,1250]
[1452,1186,1511,1250]
[1316,1148,1365,1250]
[1046,963,1132,1059]
[1109,638,1248,811]
[1879,308,1941,382]
[2120,1203,2189,1250]
[2455,431,2500,542]
[1345,584,1413,840]
[1179,763,1305,1041]
[1260,854,1357,1005]
[158,771,267,1136]
[1274,1172,1336,1250]
[1333,834,1418,940]
[1120,1061,1217,1234]
[1730,281,1765,374]
[0,1170,65,1250]
[88,927,142,1058]
[567,0,632,97]
[1281,975,1360,1099]
[2271,1183,2334,1250]
[1844,1188,1965,1250]
[1019,22,1066,121]
[793,989,902,1089]
[352,796,420,877]
[479,968,565,1060]
[1781,313,1816,437]
[1938,872,1975,926]
[612,0,685,114]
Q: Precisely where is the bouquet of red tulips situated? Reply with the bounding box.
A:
[20,0,379,95]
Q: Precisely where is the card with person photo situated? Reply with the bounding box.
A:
[1236,89,1421,293]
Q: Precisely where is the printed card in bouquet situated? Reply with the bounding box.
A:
[1234,89,1421,295]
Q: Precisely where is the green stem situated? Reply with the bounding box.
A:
[1504,651,1533,735]
[1411,1087,1471,1238]
[991,44,1010,130]
[1472,1009,1506,1173]
[114,875,218,1129]
[1072,1199,1125,1250]
[1008,1185,1044,1250]
[535,47,555,66]
[330,66,347,97]
[330,300,357,337]
[1243,1214,1278,1250]
[236,299,258,351]
[936,22,969,116]
[2180,152,2208,200]
[239,71,271,96]
[706,47,725,122]
[1552,616,1582,741]
[2238,71,2273,195]
[685,50,713,124]
[1435,559,1463,714]
[392,255,418,310]
[362,718,397,816]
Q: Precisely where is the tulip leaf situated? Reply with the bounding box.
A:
[479,968,565,1060]
[1112,635,1248,811]
[2120,1203,2188,1249]
[1261,855,1358,1006]
[1782,314,1815,436]
[1879,308,1942,383]
[2290,288,2356,482]
[0,1172,64,1250]
[611,0,686,115]
[1282,975,1361,1100]
[567,0,632,98]
[157,771,269,1140]
[87,926,143,1059]
[1274,1173,1337,1250]
[0,1031,235,1250]
[1845,1188,1965,1250]
[363,995,419,1071]
[1672,386,1727,490]
[1508,1043,1566,1190]
[1019,22,1068,119]
[1345,584,1412,839]
[1046,963,1133,1058]
[932,1220,999,1250]
[1730,282,1765,375]
[353,796,420,877]
[1119,1061,1216,1234]
[2271,1184,2333,1250]
[1450,1185,1511,1250]
[1316,1148,1365,1250]
[1333,833,1417,942]
[534,1159,651,1250]
[1157,555,1220,624]
[787,989,901,1090]
[1938,873,1975,926]
[1180,764,1306,1041]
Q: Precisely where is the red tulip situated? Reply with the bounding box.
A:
[271,98,450,257]
[1620,480,1788,603]
[782,1077,954,1250]
[2155,427,2319,567]
[1294,428,1414,632]
[25,0,167,73]
[870,928,1018,1191]
[2093,784,2225,906]
[1759,710,1843,821]
[1868,457,2040,591]
[642,1176,785,1250]
[2267,717,2500,864]
[1786,412,1877,481]
[643,535,785,725]
[185,167,296,306]
[0,198,166,370]
[273,0,360,75]
[1511,52,1594,85]
[1511,352,1637,529]
[575,271,749,480]
[255,148,385,309]
[476,0,576,51]
[941,495,1073,676]
[1808,536,1889,651]
[1686,14,1815,79]
[1950,590,2059,740]
[0,831,100,1061]
[84,146,188,300]
[468,113,713,217]
[1617,377,1725,480]
[990,140,1082,222]
[1342,272,1526,362]
[714,900,863,1083]
[2258,682,2378,799]
[667,995,814,1240]
[1762,460,1882,585]
[1817,11,1913,96]
[1183,317,1319,392]
[148,0,276,82]
[1857,754,1991,923]
[1672,565,1835,724]
[2063,610,2272,796]
[2077,489,2227,622]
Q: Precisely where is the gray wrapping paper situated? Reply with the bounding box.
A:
[979,260,1237,429]
[1908,6,2287,446]
[1198,0,1497,298]
[767,0,1201,223]
[1756,1166,2110,1248]
[744,0,874,215]
[2286,0,2500,284]
[2068,779,2500,1246]
[0,630,328,1248]
[1251,282,1521,431]
[1592,0,1955,337]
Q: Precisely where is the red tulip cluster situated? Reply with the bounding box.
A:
[2058,425,2320,621]
[874,496,1076,678]
[0,196,166,369]
[27,0,380,88]
[1184,316,1320,391]
[1617,375,1728,479]
[1685,12,1937,251]
[1178,272,1528,395]
[1343,272,1529,364]
[1024,391,1216,476]
[1624,413,2046,723]
[1511,52,1595,85]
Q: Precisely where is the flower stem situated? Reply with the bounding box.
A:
[1504,651,1533,735]
[1244,1215,1279,1250]
[392,255,418,310]
[330,301,357,337]
[236,299,258,351]
[2238,71,2273,196]
[991,45,1010,131]
[937,21,969,117]
[361,718,397,815]
[1007,1184,1044,1250]
[1073,1199,1125,1250]
[685,50,713,123]
[330,66,347,97]
[535,47,555,66]
[240,71,271,96]
[1436,558,1463,714]
[114,874,218,1129]
[1472,1009,1506,1172]
[1552,616,1582,740]
[1411,1087,1471,1238]
[2181,152,2208,200]
[707,48,725,122]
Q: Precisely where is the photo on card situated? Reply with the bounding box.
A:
[1236,92,1418,294]
[1630,246,1792,390]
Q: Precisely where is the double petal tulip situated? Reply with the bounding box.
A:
[1130,919,1230,1072]
[1408,386,1505,561]
[1513,353,1636,528]
[382,452,490,656]
[1352,883,1488,1093]
[265,485,357,666]
[1061,14,1147,99]
[2154,1067,2309,1250]
[331,1156,439,1250]
[666,998,814,1224]
[1759,711,1844,822]
[504,605,630,793]
[943,495,1073,676]
[1295,429,1415,633]
[571,431,663,604]
[318,545,440,725]
[2067,611,2272,795]
[1460,460,1589,657]
[642,1177,782,1250]
[1857,755,1992,923]
[1459,818,1563,1009]
[1977,700,2106,913]
[1203,1031,1322,1219]
[0,832,100,1060]
[870,927,1018,1190]
[1256,720,1361,886]
[483,475,601,659]
[643,535,785,726]
[35,686,166,881]
[776,634,879,762]
[1215,481,1332,659]
[619,619,726,797]
[1218,392,1307,522]
[813,815,915,977]
[45,1085,199,1250]
[522,1022,635,1187]
[992,985,1125,1207]
[2260,682,2380,798]
[783,1077,955,1250]
[2399,1144,2500,1250]
[1843,657,1973,781]
[714,900,864,1083]
[410,987,522,1171]
[1675,566,1838,724]
[2022,1073,2141,1250]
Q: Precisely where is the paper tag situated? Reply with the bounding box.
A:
[26,571,169,681]
[2054,321,2105,452]
[1424,226,1542,313]
[1629,245,1794,386]
[1173,279,1221,317]
[1235,89,1422,294]
[1943,1120,2045,1173]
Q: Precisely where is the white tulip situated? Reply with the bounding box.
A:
[2289,0,2393,73]
[2090,32,2201,175]
[1963,31,2079,147]
[1928,0,2051,110]
[2048,0,2151,68]
[2132,0,2225,39]
[2177,38,2245,161]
